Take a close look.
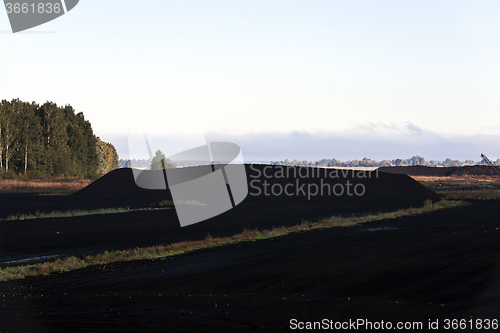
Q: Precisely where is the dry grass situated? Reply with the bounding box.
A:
[411,175,500,182]
[441,190,500,200]
[0,179,93,193]
[3,199,174,223]
[412,175,500,200]
[3,204,177,222]
[0,199,462,282]
[3,207,133,221]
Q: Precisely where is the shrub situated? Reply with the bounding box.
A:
[6,214,18,221]
[205,233,213,243]
[316,219,331,227]
[299,220,313,230]
[423,199,433,210]
[240,228,260,239]
[0,169,18,180]
[438,199,451,208]
[26,170,47,178]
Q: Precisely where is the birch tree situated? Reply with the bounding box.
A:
[1,100,20,171]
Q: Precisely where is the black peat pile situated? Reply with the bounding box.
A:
[75,165,439,201]
[75,168,172,199]
[378,166,457,176]
[245,164,440,201]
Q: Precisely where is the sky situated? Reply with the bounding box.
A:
[1,1,500,162]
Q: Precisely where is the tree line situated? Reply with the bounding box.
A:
[0,99,118,178]
[119,150,176,169]
[120,155,491,169]
[272,156,490,168]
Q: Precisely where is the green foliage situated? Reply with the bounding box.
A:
[0,169,18,180]
[0,99,115,178]
[423,199,433,210]
[96,137,119,175]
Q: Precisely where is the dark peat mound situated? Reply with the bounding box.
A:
[378,166,457,177]
[75,165,440,201]
[75,168,171,199]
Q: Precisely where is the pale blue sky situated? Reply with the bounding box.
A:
[1,1,500,161]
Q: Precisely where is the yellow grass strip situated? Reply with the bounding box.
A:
[0,179,92,193]
[411,175,499,182]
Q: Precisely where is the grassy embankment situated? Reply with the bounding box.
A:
[0,199,461,282]
[2,199,174,221]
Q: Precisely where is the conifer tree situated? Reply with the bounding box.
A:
[150,150,175,170]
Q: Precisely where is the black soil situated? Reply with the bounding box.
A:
[2,166,497,332]
[0,201,499,332]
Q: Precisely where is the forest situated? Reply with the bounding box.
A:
[0,99,118,178]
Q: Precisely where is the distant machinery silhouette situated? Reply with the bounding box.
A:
[480,153,500,176]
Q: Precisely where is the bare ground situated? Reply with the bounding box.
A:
[0,201,499,332]
[1,167,499,332]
